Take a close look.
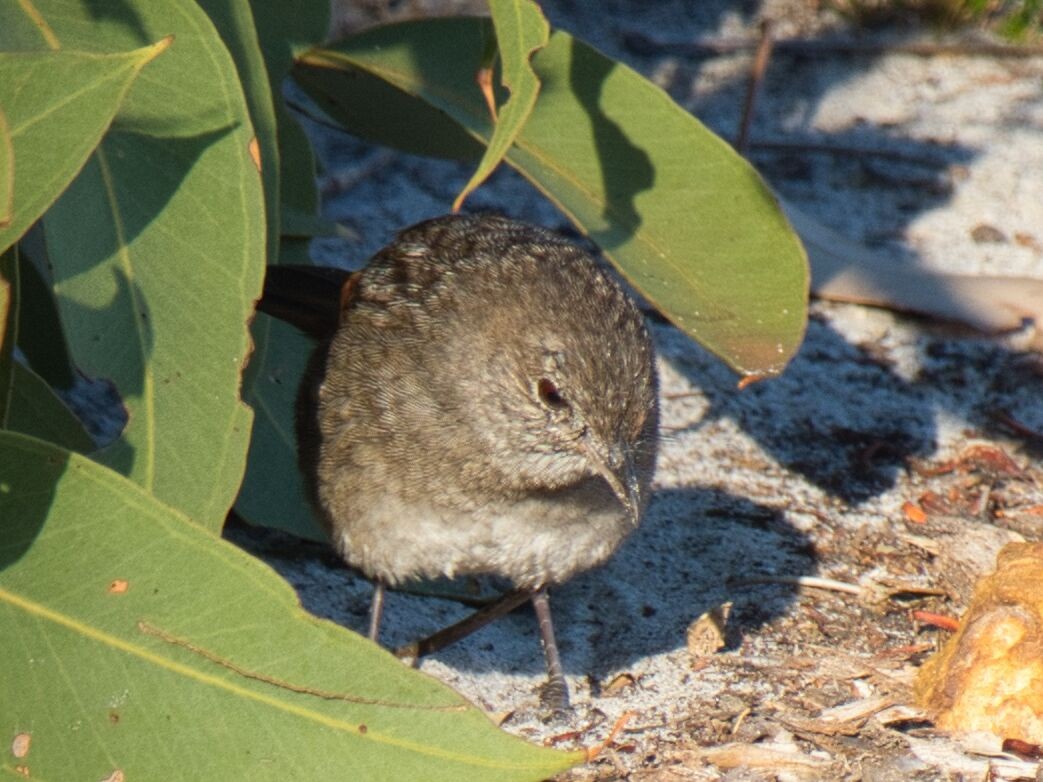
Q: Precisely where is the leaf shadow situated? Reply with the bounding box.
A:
[564,35,655,249]
[0,439,67,571]
[83,0,151,46]
[659,316,938,504]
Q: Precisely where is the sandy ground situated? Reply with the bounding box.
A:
[230,2,1043,779]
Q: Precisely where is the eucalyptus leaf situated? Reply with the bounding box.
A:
[0,109,11,228]
[0,431,580,780]
[248,0,327,216]
[4,363,93,452]
[12,228,75,390]
[10,0,267,531]
[0,249,14,424]
[236,0,329,539]
[453,0,549,210]
[295,18,808,376]
[236,313,326,541]
[197,0,280,259]
[0,41,170,253]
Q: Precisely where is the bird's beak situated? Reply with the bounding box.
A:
[582,438,643,527]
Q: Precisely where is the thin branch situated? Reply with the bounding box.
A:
[624,31,1043,59]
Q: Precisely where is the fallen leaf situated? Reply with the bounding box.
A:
[602,672,636,696]
[903,501,927,524]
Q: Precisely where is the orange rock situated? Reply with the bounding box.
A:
[915,542,1043,744]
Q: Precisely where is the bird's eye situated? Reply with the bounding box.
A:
[537,377,568,410]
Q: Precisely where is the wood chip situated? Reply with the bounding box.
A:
[692,741,833,772]
[686,602,731,659]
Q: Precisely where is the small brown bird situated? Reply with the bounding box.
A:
[283,214,659,709]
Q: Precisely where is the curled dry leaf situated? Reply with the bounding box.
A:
[602,672,637,696]
[786,198,1043,348]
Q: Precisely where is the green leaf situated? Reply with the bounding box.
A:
[248,0,327,216]
[281,207,349,239]
[295,19,809,376]
[196,0,280,260]
[235,1,328,539]
[11,0,266,532]
[236,313,326,541]
[0,41,170,254]
[453,0,549,210]
[0,248,14,424]
[0,431,581,780]
[0,109,11,228]
[4,363,93,452]
[12,227,75,389]
[299,45,486,161]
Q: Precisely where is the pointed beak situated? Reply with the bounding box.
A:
[582,438,644,527]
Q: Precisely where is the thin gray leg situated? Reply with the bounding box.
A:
[368,581,386,642]
[531,587,569,711]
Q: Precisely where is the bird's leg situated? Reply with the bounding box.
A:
[531,587,570,712]
[368,580,386,642]
[394,587,533,660]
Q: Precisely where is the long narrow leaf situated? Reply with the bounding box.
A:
[295,18,808,376]
[9,0,266,531]
[0,431,580,780]
[0,109,11,228]
[0,42,170,254]
[235,0,330,539]
[453,0,549,210]
[0,248,14,424]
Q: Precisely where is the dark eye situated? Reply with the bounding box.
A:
[537,378,568,409]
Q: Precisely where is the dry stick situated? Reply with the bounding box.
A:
[395,587,534,660]
[585,711,638,761]
[625,31,1043,58]
[739,575,865,595]
[735,21,775,154]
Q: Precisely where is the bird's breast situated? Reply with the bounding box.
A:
[331,477,635,588]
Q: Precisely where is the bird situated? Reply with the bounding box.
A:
[267,213,659,710]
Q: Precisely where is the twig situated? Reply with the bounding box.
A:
[662,390,704,400]
[994,409,1043,442]
[624,31,1043,59]
[911,610,960,632]
[738,575,864,595]
[586,711,637,761]
[735,21,775,153]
